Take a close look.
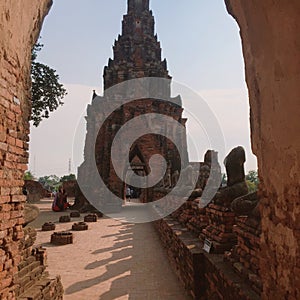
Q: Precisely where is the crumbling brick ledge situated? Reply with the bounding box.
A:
[153,217,260,300]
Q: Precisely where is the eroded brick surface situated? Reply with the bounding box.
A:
[225,1,300,298]
[76,0,189,211]
[0,1,63,299]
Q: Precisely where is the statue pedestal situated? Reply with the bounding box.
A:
[224,216,262,294]
[172,198,209,235]
[200,204,236,253]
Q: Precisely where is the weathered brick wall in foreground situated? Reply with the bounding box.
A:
[0,1,63,299]
[225,1,300,298]
[15,227,63,299]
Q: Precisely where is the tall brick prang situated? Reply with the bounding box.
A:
[76,0,189,212]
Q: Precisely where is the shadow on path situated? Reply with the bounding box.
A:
[65,221,191,299]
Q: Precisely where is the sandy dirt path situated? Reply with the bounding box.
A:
[30,199,191,300]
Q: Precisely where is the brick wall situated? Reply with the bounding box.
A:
[0,1,62,299]
[15,227,63,299]
[154,217,260,300]
[225,1,300,298]
[153,217,204,299]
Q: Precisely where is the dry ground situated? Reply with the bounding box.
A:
[30,198,191,300]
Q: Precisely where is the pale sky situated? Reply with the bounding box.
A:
[29,0,257,177]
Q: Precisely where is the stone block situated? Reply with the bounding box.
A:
[59,215,71,223]
[72,222,88,231]
[50,232,73,245]
[41,222,56,231]
[70,211,80,218]
[84,214,98,222]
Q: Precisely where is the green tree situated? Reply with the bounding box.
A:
[246,170,259,184]
[31,42,67,126]
[60,174,76,182]
[38,175,60,192]
[246,170,259,192]
[221,173,227,186]
[246,180,257,193]
[24,171,35,181]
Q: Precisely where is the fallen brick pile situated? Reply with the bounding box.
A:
[201,204,237,254]
[172,199,208,235]
[15,227,63,300]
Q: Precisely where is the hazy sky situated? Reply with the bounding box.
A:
[29,0,257,177]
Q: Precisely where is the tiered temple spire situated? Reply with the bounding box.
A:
[103,0,169,89]
[127,0,150,14]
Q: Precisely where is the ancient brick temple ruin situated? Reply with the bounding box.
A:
[0,1,63,299]
[0,0,299,299]
[74,2,265,297]
[75,0,190,212]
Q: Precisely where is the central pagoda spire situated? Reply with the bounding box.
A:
[128,0,149,14]
[77,0,188,212]
[103,0,170,90]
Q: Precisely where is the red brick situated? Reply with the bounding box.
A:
[0,270,8,281]
[0,276,12,290]
[16,217,25,225]
[0,142,8,151]
[6,136,15,146]
[0,188,10,196]
[0,212,11,221]
[15,139,23,148]
[0,230,7,239]
[0,204,11,212]
[0,98,10,109]
[6,153,17,162]
[3,161,16,169]
[10,104,21,114]
[11,195,26,203]
[8,145,23,155]
[0,196,10,204]
[5,111,15,122]
[0,131,6,143]
[7,129,17,138]
[4,259,12,270]
[17,163,27,171]
[0,179,10,187]
[10,211,22,219]
[10,187,21,195]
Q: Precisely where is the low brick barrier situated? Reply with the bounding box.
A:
[153,217,204,299]
[154,217,260,300]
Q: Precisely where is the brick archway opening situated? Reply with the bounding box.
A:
[125,145,149,202]
[0,0,299,299]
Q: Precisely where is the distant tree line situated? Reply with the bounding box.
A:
[221,170,259,192]
[24,170,259,193]
[23,171,76,192]
[245,170,259,192]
